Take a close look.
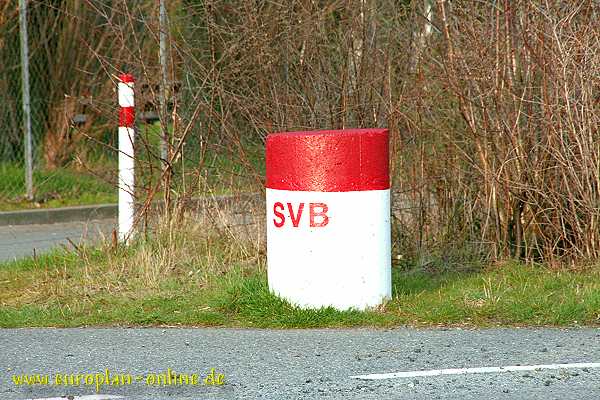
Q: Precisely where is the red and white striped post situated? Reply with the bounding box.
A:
[118,73,135,241]
[265,129,392,310]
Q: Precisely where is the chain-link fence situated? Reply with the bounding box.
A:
[0,0,261,213]
[0,2,136,211]
[1,1,116,210]
[0,0,264,214]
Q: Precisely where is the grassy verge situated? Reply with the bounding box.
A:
[0,163,116,210]
[1,219,599,328]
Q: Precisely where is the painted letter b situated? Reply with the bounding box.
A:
[309,203,329,227]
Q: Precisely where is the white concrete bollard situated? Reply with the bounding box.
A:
[265,128,391,310]
[118,73,135,241]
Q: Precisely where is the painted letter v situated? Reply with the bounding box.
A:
[287,202,304,227]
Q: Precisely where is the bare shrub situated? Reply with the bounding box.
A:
[429,1,600,264]
[29,0,599,266]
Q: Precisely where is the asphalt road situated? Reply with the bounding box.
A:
[1,328,599,399]
[0,220,115,262]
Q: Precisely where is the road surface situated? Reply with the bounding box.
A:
[0,220,115,262]
[1,328,599,399]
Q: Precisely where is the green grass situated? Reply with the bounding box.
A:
[0,163,116,210]
[1,225,599,328]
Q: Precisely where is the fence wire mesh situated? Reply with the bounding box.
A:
[0,0,261,213]
[1,1,118,210]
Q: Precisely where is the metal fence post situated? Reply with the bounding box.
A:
[159,0,169,166]
[19,0,33,201]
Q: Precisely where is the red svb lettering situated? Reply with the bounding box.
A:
[309,203,328,227]
[273,202,285,227]
[272,202,329,228]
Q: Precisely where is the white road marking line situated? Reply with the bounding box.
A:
[351,362,600,380]
[28,395,123,400]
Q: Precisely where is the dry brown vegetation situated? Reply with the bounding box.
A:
[171,0,600,266]
[4,0,600,266]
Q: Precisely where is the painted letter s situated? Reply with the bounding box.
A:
[273,202,285,227]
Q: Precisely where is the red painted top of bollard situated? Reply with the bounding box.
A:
[119,73,135,83]
[266,128,389,192]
